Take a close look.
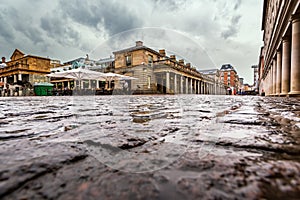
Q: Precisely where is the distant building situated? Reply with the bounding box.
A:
[113,41,226,94]
[259,0,300,96]
[198,69,226,95]
[251,65,259,91]
[88,57,115,73]
[238,78,244,94]
[0,49,53,85]
[49,56,114,90]
[220,64,239,95]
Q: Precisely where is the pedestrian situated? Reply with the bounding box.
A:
[123,81,128,94]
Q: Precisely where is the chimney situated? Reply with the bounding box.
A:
[170,55,176,61]
[179,59,184,65]
[159,49,166,57]
[1,57,6,63]
[136,41,143,47]
[186,63,191,68]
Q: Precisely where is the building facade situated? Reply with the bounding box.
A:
[198,69,226,95]
[0,49,52,86]
[220,64,239,95]
[259,0,300,96]
[113,41,227,95]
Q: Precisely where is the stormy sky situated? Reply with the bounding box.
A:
[0,0,263,84]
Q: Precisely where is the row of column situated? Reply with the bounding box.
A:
[54,80,106,90]
[164,72,226,95]
[265,14,300,96]
[0,74,22,86]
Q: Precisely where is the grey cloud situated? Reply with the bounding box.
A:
[221,15,241,39]
[234,0,242,10]
[40,16,80,47]
[0,7,44,44]
[58,0,142,35]
[150,0,188,10]
[0,10,15,42]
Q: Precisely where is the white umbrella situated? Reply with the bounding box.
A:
[47,68,108,80]
[47,68,108,90]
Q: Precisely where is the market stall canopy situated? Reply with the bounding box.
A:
[47,68,108,81]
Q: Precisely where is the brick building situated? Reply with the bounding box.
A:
[220,64,239,95]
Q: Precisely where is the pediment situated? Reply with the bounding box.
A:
[10,49,25,61]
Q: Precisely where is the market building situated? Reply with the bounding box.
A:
[259,0,300,96]
[0,49,53,84]
[113,41,227,95]
[0,49,58,96]
[49,56,114,93]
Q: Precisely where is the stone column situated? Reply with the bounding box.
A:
[190,79,193,94]
[197,81,200,94]
[174,74,177,94]
[200,81,203,94]
[289,14,300,96]
[180,76,184,94]
[186,77,189,94]
[14,75,17,83]
[276,50,282,95]
[269,68,273,96]
[206,83,209,94]
[272,58,277,95]
[96,80,99,89]
[281,36,291,96]
[18,74,22,81]
[269,66,273,95]
[166,72,170,94]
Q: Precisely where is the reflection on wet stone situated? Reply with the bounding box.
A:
[0,96,299,199]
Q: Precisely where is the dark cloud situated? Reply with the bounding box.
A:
[40,16,80,47]
[0,7,44,44]
[221,15,241,39]
[234,0,242,10]
[0,10,15,42]
[58,0,142,35]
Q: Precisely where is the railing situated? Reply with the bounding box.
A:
[154,59,204,78]
[0,63,29,73]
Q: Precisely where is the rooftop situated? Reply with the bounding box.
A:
[113,41,161,56]
[220,64,234,70]
[198,69,219,74]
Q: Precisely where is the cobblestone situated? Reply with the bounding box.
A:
[0,95,299,199]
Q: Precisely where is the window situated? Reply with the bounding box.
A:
[147,76,151,89]
[126,55,132,66]
[148,55,153,66]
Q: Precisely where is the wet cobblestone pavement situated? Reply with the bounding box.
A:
[0,95,299,200]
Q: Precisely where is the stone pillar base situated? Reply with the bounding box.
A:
[279,93,288,97]
[288,91,300,96]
